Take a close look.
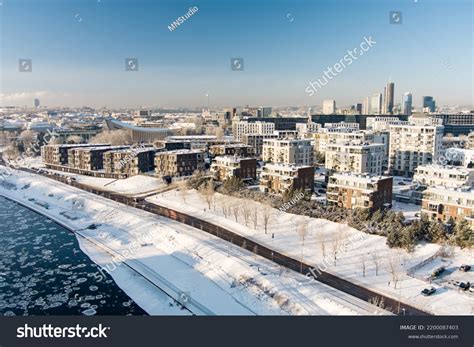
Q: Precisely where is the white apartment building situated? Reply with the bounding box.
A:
[388,121,444,176]
[325,142,385,175]
[296,122,321,137]
[366,117,402,131]
[413,165,474,188]
[323,100,336,115]
[262,138,314,166]
[313,129,375,153]
[324,122,359,131]
[232,121,275,141]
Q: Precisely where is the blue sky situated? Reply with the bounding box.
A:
[0,0,472,108]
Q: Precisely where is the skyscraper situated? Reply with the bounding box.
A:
[34,98,40,108]
[422,96,436,113]
[383,81,394,114]
[257,107,272,117]
[371,93,382,115]
[354,103,362,115]
[362,96,370,114]
[402,92,412,116]
[322,100,336,115]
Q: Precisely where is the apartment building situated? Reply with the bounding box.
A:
[366,117,401,131]
[154,149,204,177]
[421,186,474,227]
[388,121,444,176]
[68,145,129,171]
[154,140,192,151]
[209,143,254,158]
[241,133,278,157]
[295,122,321,138]
[325,142,385,175]
[431,113,474,136]
[232,121,275,141]
[312,129,375,153]
[324,122,359,131]
[262,138,313,165]
[259,164,314,194]
[468,132,474,149]
[327,173,393,210]
[210,156,257,182]
[41,143,109,166]
[104,147,156,175]
[413,165,474,188]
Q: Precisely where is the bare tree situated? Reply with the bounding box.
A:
[371,249,381,276]
[318,232,327,258]
[220,199,229,218]
[296,217,309,272]
[19,130,36,149]
[179,184,188,203]
[362,254,367,277]
[199,180,214,209]
[250,203,258,229]
[231,203,240,222]
[387,254,402,289]
[331,232,340,266]
[241,204,251,226]
[90,129,132,145]
[262,203,273,234]
[3,145,20,160]
[49,136,63,145]
[368,296,386,310]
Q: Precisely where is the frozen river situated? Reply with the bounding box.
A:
[0,196,146,316]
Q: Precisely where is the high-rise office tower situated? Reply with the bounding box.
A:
[33,98,40,108]
[354,103,362,115]
[257,107,272,117]
[422,96,436,113]
[371,93,382,115]
[402,92,412,116]
[383,81,395,114]
[363,96,370,114]
[322,100,336,114]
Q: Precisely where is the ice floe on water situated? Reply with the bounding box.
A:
[0,196,145,316]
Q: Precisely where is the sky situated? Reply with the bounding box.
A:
[0,0,472,109]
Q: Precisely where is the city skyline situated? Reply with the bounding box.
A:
[0,0,472,108]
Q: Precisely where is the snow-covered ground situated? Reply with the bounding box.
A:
[148,189,474,315]
[391,200,421,221]
[0,167,383,315]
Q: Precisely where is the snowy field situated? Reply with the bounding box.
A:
[148,189,474,315]
[0,167,383,315]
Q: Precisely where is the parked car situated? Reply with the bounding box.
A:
[459,264,471,272]
[421,287,436,296]
[431,266,445,278]
[459,282,470,291]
